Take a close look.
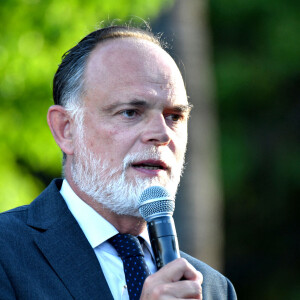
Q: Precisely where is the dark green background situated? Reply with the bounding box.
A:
[209,0,300,298]
[1,0,299,299]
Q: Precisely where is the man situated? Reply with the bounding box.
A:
[0,25,237,299]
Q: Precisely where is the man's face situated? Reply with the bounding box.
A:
[70,38,190,216]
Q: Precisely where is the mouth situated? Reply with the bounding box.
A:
[131,160,169,172]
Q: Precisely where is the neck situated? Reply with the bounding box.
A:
[65,173,146,236]
[83,195,147,236]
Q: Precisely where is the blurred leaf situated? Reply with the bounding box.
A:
[0,0,174,212]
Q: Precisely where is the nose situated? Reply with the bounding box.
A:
[141,114,171,146]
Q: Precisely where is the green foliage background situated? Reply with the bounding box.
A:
[1,0,299,298]
[209,0,300,298]
[0,0,173,212]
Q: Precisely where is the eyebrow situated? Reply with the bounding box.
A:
[102,99,193,114]
[102,100,149,113]
[172,103,193,114]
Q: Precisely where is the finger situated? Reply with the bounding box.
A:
[149,279,202,300]
[141,258,203,300]
[159,258,202,283]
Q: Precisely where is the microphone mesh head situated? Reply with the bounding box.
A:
[138,186,175,221]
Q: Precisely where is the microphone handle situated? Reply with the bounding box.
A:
[147,216,180,270]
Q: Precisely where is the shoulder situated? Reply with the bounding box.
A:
[180,251,237,300]
[0,179,63,239]
[0,205,33,266]
[0,205,29,234]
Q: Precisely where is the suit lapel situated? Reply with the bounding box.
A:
[28,179,113,300]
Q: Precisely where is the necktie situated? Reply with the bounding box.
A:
[109,233,151,300]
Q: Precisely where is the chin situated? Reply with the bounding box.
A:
[110,206,142,218]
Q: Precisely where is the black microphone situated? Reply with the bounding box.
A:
[138,186,180,270]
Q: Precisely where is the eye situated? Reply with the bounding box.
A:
[165,113,184,123]
[120,109,138,118]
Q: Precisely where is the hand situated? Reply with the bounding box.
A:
[140,258,203,299]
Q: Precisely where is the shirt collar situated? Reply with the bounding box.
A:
[60,179,153,252]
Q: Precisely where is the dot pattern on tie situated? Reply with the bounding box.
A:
[109,234,151,300]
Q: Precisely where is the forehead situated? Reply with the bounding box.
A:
[84,38,187,106]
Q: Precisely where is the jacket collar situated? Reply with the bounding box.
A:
[27,179,113,300]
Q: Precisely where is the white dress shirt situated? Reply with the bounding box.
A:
[60,179,157,300]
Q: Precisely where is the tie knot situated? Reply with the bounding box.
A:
[109,234,144,259]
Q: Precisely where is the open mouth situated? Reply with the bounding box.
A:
[131,160,168,171]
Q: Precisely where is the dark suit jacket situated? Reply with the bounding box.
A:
[0,179,237,299]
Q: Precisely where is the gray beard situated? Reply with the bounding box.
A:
[70,136,185,217]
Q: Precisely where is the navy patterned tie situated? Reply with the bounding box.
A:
[109,233,151,300]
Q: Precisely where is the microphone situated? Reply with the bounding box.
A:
[138,186,180,270]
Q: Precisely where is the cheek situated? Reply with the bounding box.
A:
[174,132,188,159]
[90,127,137,160]
[82,127,117,158]
[88,126,118,145]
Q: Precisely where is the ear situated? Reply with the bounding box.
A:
[47,105,74,155]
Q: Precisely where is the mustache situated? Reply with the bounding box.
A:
[122,148,177,171]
